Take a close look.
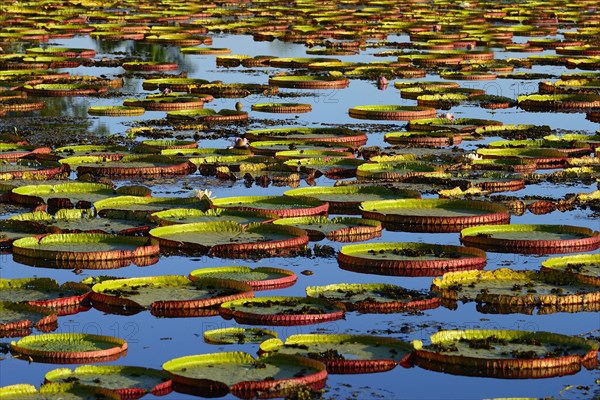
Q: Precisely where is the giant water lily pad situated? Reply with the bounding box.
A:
[338,242,487,276]
[204,328,278,345]
[0,277,90,311]
[45,365,172,398]
[10,183,150,209]
[249,140,353,157]
[360,199,510,232]
[10,209,151,236]
[408,118,502,133]
[91,276,253,317]
[284,186,420,214]
[151,208,274,226]
[432,268,600,314]
[0,158,68,180]
[189,266,297,290]
[476,148,567,169]
[163,352,327,398]
[413,329,598,378]
[53,145,129,160]
[273,216,382,242]
[259,334,413,374]
[349,105,437,121]
[210,195,328,217]
[0,383,120,400]
[356,162,442,180]
[12,234,159,264]
[245,127,367,146]
[66,155,196,178]
[460,224,600,254]
[10,333,128,363]
[284,158,366,179]
[0,219,46,247]
[306,283,439,312]
[94,196,207,220]
[219,296,345,326]
[542,254,600,286]
[0,302,57,337]
[150,221,308,257]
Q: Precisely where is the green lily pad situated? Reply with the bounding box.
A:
[542,253,600,286]
[204,327,278,344]
[189,266,297,290]
[0,383,120,400]
[10,333,128,364]
[91,276,253,315]
[0,277,89,309]
[273,216,382,242]
[94,196,207,220]
[360,199,510,232]
[162,352,327,398]
[413,329,599,378]
[338,242,487,277]
[0,302,57,337]
[149,221,308,257]
[151,208,274,226]
[245,127,367,146]
[220,296,345,326]
[432,268,600,314]
[210,195,328,217]
[259,334,413,374]
[284,185,420,214]
[306,283,439,313]
[44,365,172,397]
[460,224,600,254]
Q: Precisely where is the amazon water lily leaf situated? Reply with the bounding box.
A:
[189,266,296,290]
[210,195,328,217]
[413,329,598,378]
[0,302,57,337]
[151,208,274,226]
[273,216,382,242]
[0,277,90,313]
[259,334,413,374]
[204,328,278,345]
[0,383,120,400]
[10,333,128,364]
[541,253,600,286]
[163,351,327,398]
[219,296,345,326]
[44,365,172,398]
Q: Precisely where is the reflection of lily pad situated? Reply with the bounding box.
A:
[220,296,345,326]
[413,329,598,378]
[260,334,413,374]
[460,224,600,254]
[306,283,439,313]
[189,266,297,290]
[204,327,278,344]
[338,242,486,276]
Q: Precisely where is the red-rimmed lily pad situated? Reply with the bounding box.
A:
[163,352,327,398]
[431,268,600,314]
[189,266,297,291]
[0,277,90,314]
[0,143,51,161]
[460,224,600,254]
[284,157,366,179]
[408,117,502,133]
[10,333,128,364]
[210,195,328,218]
[542,254,600,286]
[360,199,510,232]
[0,302,57,337]
[306,283,439,313]
[204,328,278,345]
[338,242,486,277]
[67,155,197,178]
[91,276,253,317]
[476,148,568,169]
[245,127,367,146]
[412,329,598,378]
[149,221,308,257]
[284,185,420,215]
[349,105,437,121]
[356,162,443,180]
[219,296,345,326]
[12,233,159,264]
[269,75,349,89]
[94,195,207,220]
[259,334,413,374]
[0,383,121,400]
[53,145,129,161]
[44,365,172,399]
[272,216,382,242]
[151,208,275,226]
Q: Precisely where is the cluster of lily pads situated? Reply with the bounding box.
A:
[0,0,599,398]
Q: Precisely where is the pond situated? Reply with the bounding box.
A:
[0,3,599,400]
